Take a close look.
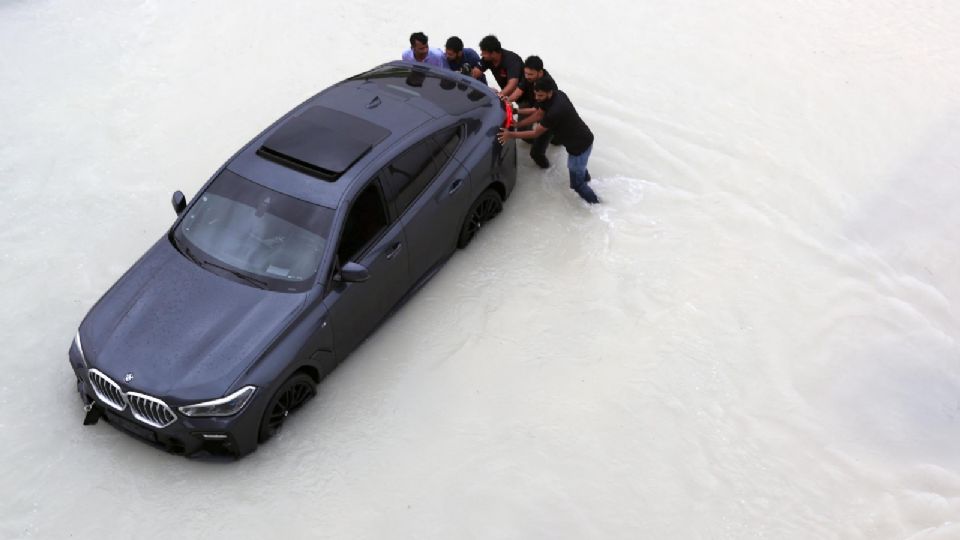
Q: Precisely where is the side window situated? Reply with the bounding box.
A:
[381,138,440,213]
[434,125,462,160]
[337,182,388,263]
[382,125,462,214]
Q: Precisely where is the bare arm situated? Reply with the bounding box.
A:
[497,78,520,100]
[514,108,544,129]
[498,124,548,144]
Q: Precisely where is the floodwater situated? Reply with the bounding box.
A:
[2,1,960,538]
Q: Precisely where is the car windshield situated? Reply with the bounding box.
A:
[172,170,334,292]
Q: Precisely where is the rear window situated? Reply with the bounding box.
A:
[349,66,490,115]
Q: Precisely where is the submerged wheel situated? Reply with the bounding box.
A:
[457,188,503,249]
[258,372,316,443]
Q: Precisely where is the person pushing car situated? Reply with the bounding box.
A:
[498,76,600,204]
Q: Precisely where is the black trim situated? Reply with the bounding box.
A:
[256,146,344,181]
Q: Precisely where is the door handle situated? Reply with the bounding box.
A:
[385,241,403,260]
[448,178,464,194]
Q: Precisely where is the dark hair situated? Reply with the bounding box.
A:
[478,35,502,53]
[533,76,557,92]
[445,36,464,52]
[524,55,543,71]
[409,32,428,47]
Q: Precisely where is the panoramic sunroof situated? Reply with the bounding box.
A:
[257,106,391,180]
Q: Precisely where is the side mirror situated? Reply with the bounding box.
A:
[337,262,369,283]
[171,191,186,215]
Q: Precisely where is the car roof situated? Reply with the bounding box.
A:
[226,62,496,208]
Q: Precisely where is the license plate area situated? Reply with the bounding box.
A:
[105,411,157,442]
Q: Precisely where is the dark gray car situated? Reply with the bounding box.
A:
[68,62,517,457]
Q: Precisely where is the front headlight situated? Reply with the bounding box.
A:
[178,386,257,417]
[72,331,88,368]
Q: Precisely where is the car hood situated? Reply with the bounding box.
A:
[82,238,305,401]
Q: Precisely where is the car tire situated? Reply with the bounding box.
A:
[457,188,503,249]
[257,372,316,443]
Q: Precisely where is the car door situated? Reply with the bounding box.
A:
[322,179,409,360]
[380,125,469,284]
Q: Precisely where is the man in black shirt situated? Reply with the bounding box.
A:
[498,76,600,204]
[470,35,523,100]
[508,55,554,169]
[508,55,549,108]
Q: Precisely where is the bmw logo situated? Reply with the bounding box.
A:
[124,372,134,383]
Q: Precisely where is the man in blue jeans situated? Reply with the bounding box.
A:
[498,76,600,204]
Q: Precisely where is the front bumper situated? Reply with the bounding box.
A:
[72,367,262,458]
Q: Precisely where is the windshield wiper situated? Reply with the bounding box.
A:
[200,260,269,289]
